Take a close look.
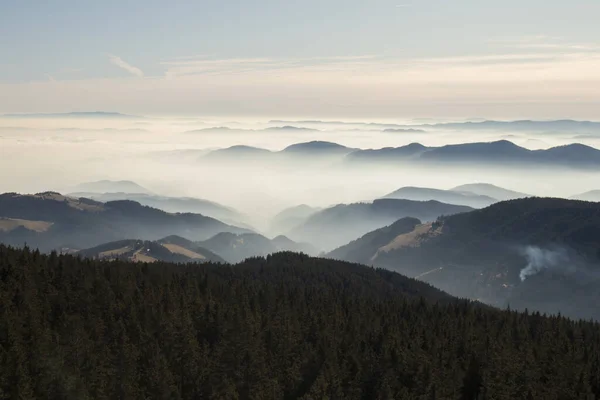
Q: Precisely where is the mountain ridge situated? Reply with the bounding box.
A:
[329,197,600,320]
[288,198,472,250]
[0,192,250,251]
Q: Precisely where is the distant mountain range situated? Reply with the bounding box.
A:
[345,143,429,162]
[327,198,600,320]
[268,120,408,129]
[268,119,600,133]
[450,183,529,201]
[287,199,472,251]
[427,119,600,133]
[0,192,249,251]
[381,184,530,208]
[281,141,355,155]
[201,141,355,163]
[383,187,497,208]
[197,139,600,169]
[347,140,600,169]
[185,126,320,134]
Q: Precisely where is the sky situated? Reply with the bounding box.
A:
[1,0,600,119]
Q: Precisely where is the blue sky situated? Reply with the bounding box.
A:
[1,0,600,118]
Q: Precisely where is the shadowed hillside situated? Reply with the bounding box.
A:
[330,198,600,320]
[78,235,226,263]
[289,199,472,251]
[68,192,248,228]
[0,192,249,251]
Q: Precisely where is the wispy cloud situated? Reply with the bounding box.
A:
[108,55,144,77]
[490,35,600,52]
[161,56,382,79]
[158,51,600,85]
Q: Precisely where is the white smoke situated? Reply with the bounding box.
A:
[519,246,570,282]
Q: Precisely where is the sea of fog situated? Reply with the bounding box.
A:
[2,115,599,228]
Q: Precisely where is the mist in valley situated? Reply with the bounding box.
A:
[2,114,600,235]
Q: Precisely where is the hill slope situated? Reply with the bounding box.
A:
[338,198,600,320]
[327,217,422,264]
[78,236,226,263]
[0,192,249,251]
[383,186,497,208]
[198,232,318,263]
[68,192,247,227]
[1,245,599,399]
[451,183,530,201]
[289,199,472,251]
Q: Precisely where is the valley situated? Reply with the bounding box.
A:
[4,3,600,397]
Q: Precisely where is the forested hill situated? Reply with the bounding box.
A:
[1,245,599,399]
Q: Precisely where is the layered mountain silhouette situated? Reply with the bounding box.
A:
[450,183,529,201]
[68,192,248,227]
[267,119,600,133]
[327,198,600,320]
[0,192,249,252]
[198,139,600,169]
[78,232,316,264]
[428,119,600,133]
[344,143,429,162]
[202,141,354,162]
[346,140,600,168]
[288,199,472,250]
[281,141,355,155]
[197,232,318,263]
[383,186,497,208]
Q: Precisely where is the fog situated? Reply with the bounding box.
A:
[2,114,600,232]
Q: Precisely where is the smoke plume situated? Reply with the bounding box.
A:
[519,246,569,282]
